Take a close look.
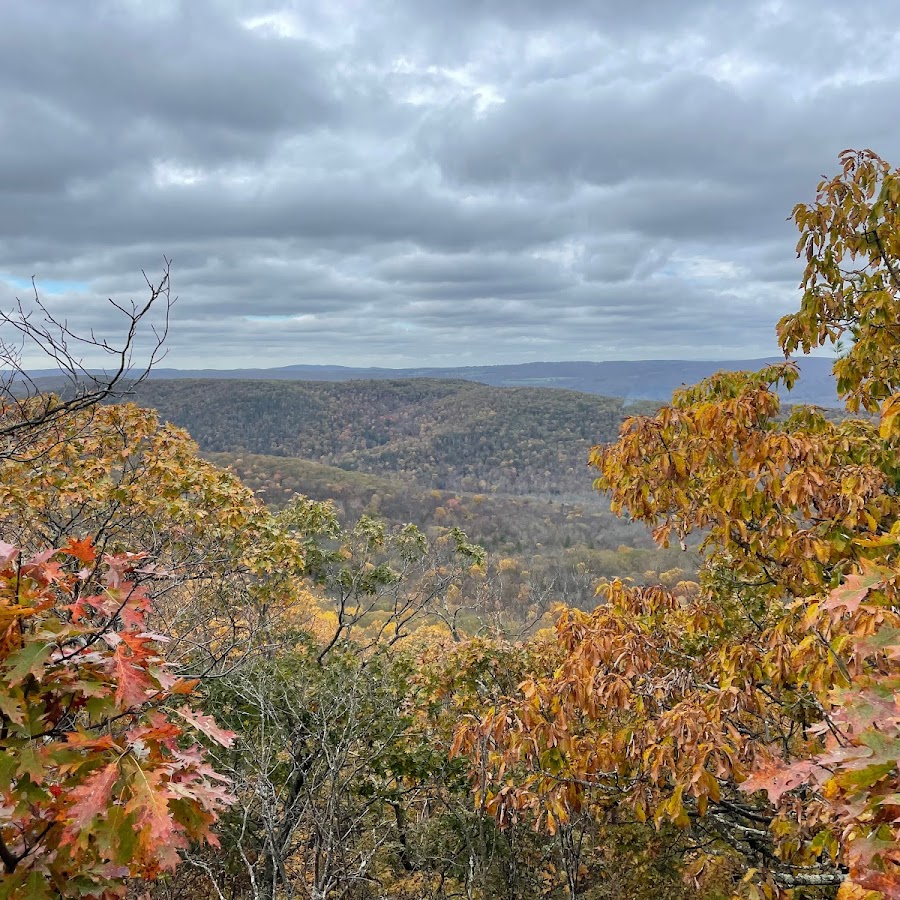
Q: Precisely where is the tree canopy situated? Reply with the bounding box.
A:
[454,150,900,898]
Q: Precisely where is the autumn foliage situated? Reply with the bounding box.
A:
[0,537,236,897]
[0,400,306,897]
[452,149,900,898]
[5,149,900,898]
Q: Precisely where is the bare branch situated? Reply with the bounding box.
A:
[0,261,174,461]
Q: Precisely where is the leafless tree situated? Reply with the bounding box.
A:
[0,261,173,460]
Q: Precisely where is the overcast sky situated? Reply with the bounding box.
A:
[1,1,898,369]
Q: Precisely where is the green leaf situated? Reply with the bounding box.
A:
[0,750,17,790]
[16,743,45,784]
[836,762,896,792]
[4,641,53,686]
[0,686,25,726]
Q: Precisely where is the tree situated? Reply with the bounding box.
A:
[276,496,486,660]
[0,401,310,675]
[167,504,494,900]
[453,150,900,898]
[779,149,900,411]
[0,540,234,898]
[0,264,173,462]
[0,269,306,897]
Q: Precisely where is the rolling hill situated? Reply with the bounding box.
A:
[127,378,639,496]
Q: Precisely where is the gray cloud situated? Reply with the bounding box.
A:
[0,0,898,368]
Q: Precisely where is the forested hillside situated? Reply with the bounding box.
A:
[130,378,641,494]
[206,451,695,610]
[126,374,692,613]
[204,450,638,552]
[97,356,840,407]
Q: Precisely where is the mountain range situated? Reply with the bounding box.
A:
[22,356,841,406]
[134,356,841,407]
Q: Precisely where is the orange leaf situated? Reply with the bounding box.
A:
[823,561,890,613]
[879,393,900,439]
[169,678,200,696]
[61,536,97,564]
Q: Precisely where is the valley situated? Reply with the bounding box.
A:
[128,376,698,616]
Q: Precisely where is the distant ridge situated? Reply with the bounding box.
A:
[22,357,842,407]
[141,357,841,407]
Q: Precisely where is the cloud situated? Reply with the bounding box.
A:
[0,0,897,368]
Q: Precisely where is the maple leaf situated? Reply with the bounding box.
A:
[175,705,237,748]
[0,540,19,569]
[60,536,97,564]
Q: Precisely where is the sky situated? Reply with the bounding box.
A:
[1,1,898,370]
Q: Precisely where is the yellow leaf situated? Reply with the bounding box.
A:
[879,393,900,439]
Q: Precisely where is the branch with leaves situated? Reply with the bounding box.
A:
[0,540,235,898]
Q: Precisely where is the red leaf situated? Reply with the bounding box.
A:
[119,586,152,631]
[126,711,182,748]
[175,705,237,748]
[24,548,55,567]
[103,552,149,589]
[64,762,119,833]
[0,540,19,569]
[113,642,155,709]
[21,558,67,586]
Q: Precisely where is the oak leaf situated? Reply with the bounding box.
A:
[174,705,237,748]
